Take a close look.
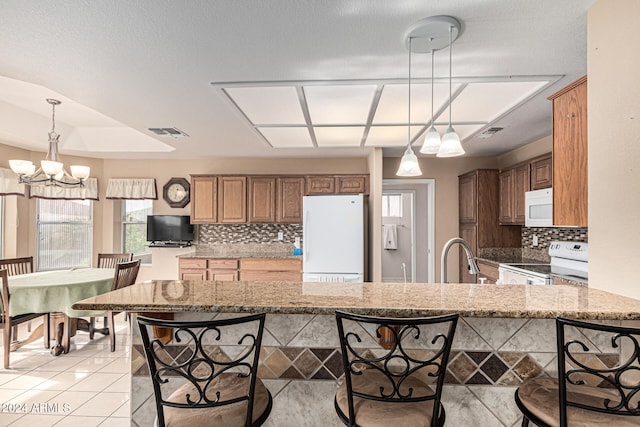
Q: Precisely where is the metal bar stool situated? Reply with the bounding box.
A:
[137,313,272,427]
[334,310,459,427]
[515,317,640,426]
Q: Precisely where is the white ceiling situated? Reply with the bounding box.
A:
[0,0,595,160]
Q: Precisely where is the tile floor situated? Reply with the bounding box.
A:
[0,314,131,426]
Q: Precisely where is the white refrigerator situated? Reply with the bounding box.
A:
[302,194,367,282]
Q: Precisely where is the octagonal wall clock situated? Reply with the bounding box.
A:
[163,177,190,208]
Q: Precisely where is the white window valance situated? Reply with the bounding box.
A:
[29,178,99,200]
[0,167,26,196]
[106,178,157,200]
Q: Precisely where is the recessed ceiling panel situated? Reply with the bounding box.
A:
[314,126,364,147]
[437,81,548,123]
[304,85,377,125]
[373,83,460,125]
[257,127,313,148]
[225,86,305,125]
[365,125,425,147]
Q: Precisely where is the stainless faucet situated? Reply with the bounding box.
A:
[440,237,479,283]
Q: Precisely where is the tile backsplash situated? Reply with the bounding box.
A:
[198,223,303,245]
[522,227,588,249]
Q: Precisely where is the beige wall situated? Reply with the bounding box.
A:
[383,155,499,282]
[588,0,640,299]
[498,135,552,169]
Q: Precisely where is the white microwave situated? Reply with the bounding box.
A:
[525,188,552,227]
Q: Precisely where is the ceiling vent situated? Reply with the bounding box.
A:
[148,127,189,138]
[477,127,504,139]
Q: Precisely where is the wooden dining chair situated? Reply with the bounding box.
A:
[515,317,640,426]
[74,259,141,352]
[0,257,35,337]
[137,313,272,427]
[1,269,50,369]
[334,310,459,427]
[97,253,133,269]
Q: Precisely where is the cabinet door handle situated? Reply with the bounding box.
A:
[567,113,575,118]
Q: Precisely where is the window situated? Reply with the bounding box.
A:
[382,193,403,218]
[122,200,152,264]
[37,199,93,271]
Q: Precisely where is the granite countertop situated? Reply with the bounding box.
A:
[72,280,640,320]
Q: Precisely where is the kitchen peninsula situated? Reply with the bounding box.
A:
[74,281,640,426]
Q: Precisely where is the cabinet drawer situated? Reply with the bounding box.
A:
[336,175,368,194]
[239,270,301,281]
[306,176,335,194]
[240,258,302,271]
[476,260,499,284]
[209,259,239,269]
[179,259,206,269]
[180,270,206,281]
[209,270,238,281]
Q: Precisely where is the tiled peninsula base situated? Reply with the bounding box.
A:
[130,313,628,427]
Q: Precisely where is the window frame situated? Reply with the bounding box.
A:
[121,199,152,265]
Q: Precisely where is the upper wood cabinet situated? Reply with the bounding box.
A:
[548,76,588,227]
[306,175,369,195]
[218,176,247,223]
[306,176,335,195]
[458,173,477,224]
[190,176,217,224]
[191,174,367,224]
[530,154,552,190]
[277,177,304,223]
[336,175,368,194]
[248,176,276,223]
[499,163,529,225]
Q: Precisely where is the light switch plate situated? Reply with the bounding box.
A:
[277,231,284,241]
[532,235,538,246]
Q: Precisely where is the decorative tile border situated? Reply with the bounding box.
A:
[522,227,588,250]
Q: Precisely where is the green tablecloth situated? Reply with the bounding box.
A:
[7,268,114,317]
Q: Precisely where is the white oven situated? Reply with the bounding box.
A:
[525,188,552,227]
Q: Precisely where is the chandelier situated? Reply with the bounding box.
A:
[10,99,90,187]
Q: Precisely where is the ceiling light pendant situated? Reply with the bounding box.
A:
[10,99,90,187]
[397,37,422,177]
[437,24,465,158]
[421,47,441,154]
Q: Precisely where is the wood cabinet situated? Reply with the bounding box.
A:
[277,177,304,223]
[190,176,217,224]
[178,257,302,282]
[499,163,529,225]
[530,154,552,190]
[248,176,276,223]
[548,76,588,227]
[239,258,302,281]
[476,260,499,284]
[458,169,521,282]
[306,175,369,195]
[208,259,239,281]
[306,176,335,194]
[336,175,368,194]
[218,176,247,223]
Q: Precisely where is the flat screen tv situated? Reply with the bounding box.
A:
[147,215,194,243]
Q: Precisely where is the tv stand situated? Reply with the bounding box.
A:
[148,241,192,248]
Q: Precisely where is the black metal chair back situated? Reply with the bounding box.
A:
[516,317,640,426]
[137,313,272,427]
[334,310,458,427]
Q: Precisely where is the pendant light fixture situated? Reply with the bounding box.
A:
[420,45,441,154]
[437,24,465,157]
[10,99,90,187]
[396,37,422,177]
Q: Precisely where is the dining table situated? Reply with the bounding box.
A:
[7,268,114,355]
